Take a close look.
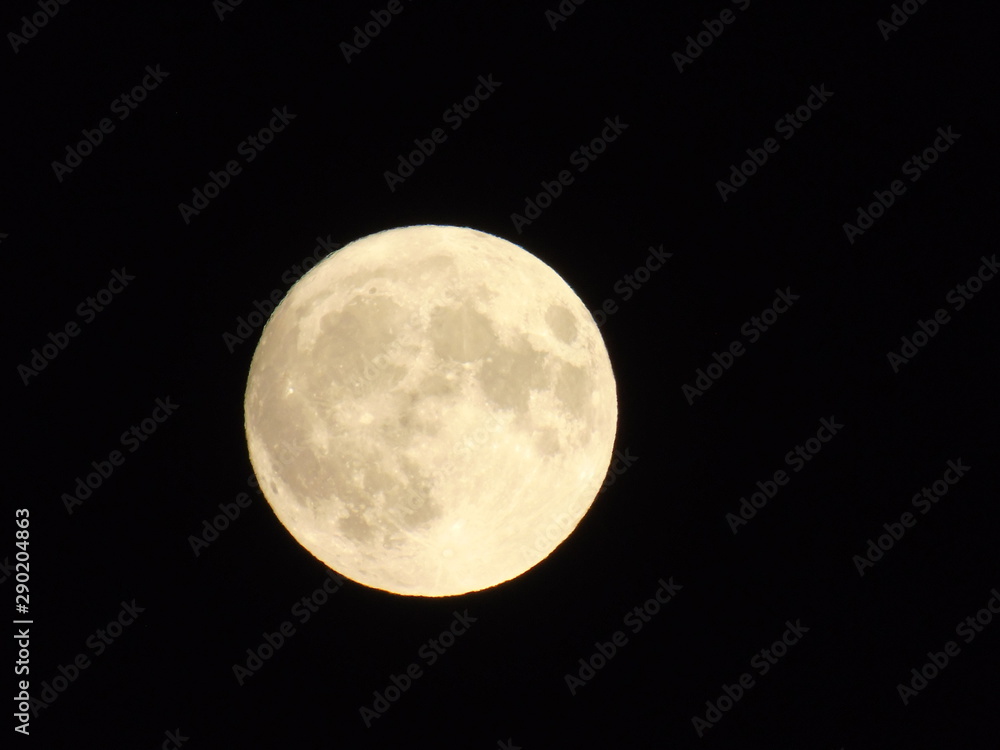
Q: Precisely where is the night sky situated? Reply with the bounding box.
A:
[6,0,998,747]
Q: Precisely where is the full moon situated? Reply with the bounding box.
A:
[244,225,617,597]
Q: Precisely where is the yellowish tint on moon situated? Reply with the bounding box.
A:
[244,225,617,597]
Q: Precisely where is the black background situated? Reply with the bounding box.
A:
[5,0,998,747]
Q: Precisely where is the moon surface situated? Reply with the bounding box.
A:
[244,225,617,597]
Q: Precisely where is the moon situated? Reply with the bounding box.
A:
[244,225,617,597]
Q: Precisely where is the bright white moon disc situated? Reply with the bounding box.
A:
[244,225,617,596]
